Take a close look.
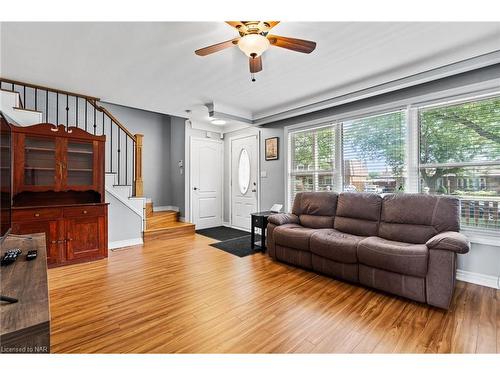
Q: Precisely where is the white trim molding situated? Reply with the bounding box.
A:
[457,269,500,289]
[461,229,500,247]
[109,238,143,250]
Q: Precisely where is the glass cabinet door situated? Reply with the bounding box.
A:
[66,141,94,187]
[24,136,57,187]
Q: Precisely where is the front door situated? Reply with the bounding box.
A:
[231,134,258,230]
[190,138,223,229]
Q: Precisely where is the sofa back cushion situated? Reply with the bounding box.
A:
[379,194,460,244]
[292,192,338,228]
[334,192,382,236]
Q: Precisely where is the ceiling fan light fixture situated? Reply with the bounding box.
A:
[237,34,270,58]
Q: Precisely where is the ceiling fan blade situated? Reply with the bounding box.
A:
[195,38,240,56]
[264,21,280,29]
[249,56,262,73]
[267,34,316,54]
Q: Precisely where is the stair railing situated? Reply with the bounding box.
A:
[0,77,144,196]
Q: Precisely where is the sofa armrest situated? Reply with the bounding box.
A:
[267,213,299,226]
[426,231,470,254]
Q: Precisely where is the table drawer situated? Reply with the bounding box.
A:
[12,208,62,222]
[252,215,265,228]
[63,205,105,218]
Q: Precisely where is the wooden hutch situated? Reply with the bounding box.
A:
[11,123,108,267]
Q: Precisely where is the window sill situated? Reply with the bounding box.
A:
[460,228,500,247]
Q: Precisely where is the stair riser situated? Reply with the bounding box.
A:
[144,226,195,241]
[145,202,153,217]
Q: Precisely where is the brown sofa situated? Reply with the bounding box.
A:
[266,192,470,309]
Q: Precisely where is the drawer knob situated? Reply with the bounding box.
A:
[83,210,88,214]
[51,240,57,244]
[34,213,40,217]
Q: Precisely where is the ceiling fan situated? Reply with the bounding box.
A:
[195,21,317,81]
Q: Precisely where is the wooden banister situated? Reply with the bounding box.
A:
[134,134,144,197]
[90,100,135,140]
[1,77,144,198]
[0,77,100,102]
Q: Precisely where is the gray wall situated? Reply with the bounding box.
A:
[103,102,172,206]
[258,64,500,281]
[170,116,186,216]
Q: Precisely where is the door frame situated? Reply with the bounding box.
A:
[188,136,224,228]
[228,130,261,230]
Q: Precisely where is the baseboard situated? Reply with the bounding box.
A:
[109,238,143,250]
[456,269,500,289]
[153,205,179,212]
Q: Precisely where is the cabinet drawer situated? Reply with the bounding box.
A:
[63,205,105,218]
[12,208,62,222]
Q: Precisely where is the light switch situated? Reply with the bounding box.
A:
[260,170,267,178]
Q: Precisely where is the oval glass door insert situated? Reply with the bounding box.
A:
[238,148,251,194]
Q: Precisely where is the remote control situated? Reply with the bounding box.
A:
[1,249,22,266]
[26,250,38,261]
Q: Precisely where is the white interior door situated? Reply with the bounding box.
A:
[231,134,258,230]
[191,138,223,229]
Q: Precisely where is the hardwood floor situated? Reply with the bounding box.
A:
[48,234,499,353]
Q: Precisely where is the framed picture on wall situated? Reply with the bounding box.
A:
[265,137,279,161]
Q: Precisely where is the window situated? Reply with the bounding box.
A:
[289,125,336,205]
[342,111,406,194]
[287,110,406,207]
[419,96,500,230]
[286,93,500,233]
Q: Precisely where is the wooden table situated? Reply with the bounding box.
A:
[0,233,50,353]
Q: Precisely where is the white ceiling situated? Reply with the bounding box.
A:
[1,22,500,123]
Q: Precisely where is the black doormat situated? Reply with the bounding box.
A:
[209,235,262,258]
[196,226,250,241]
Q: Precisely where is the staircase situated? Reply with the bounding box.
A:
[0,88,43,125]
[144,202,195,240]
[0,77,194,246]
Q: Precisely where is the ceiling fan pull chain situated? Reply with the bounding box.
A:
[251,73,256,82]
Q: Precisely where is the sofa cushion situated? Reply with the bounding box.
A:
[292,192,338,229]
[357,236,428,277]
[379,194,460,243]
[273,224,320,251]
[310,229,364,263]
[334,192,382,236]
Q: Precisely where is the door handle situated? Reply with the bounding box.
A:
[193,187,198,190]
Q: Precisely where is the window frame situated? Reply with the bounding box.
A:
[415,93,500,232]
[287,123,341,208]
[284,86,500,240]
